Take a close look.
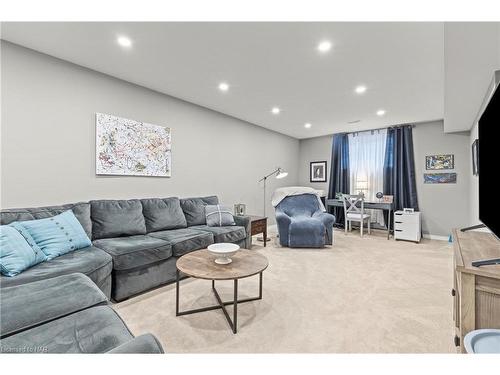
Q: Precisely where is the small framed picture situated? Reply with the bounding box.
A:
[472,139,479,176]
[310,161,327,182]
[233,203,246,216]
[382,195,394,203]
[403,208,415,213]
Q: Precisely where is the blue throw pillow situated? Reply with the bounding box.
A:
[0,224,47,277]
[16,210,92,260]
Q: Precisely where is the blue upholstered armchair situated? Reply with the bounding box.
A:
[275,194,336,248]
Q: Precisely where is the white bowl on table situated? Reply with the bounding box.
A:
[207,243,240,265]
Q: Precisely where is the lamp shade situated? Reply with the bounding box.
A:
[276,169,288,179]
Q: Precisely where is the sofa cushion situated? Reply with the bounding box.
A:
[141,197,187,232]
[0,224,47,277]
[90,200,146,240]
[0,273,108,338]
[0,202,92,239]
[15,210,92,260]
[190,225,246,243]
[0,246,112,291]
[111,257,177,302]
[180,196,219,226]
[93,235,172,271]
[0,306,134,353]
[147,228,213,257]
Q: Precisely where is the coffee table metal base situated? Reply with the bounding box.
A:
[175,270,263,334]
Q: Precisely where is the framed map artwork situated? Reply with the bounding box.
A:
[96,113,171,177]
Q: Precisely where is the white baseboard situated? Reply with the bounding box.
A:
[268,224,450,242]
[422,234,450,241]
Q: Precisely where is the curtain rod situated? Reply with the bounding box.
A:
[335,124,415,136]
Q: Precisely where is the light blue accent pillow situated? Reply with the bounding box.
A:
[0,224,47,277]
[16,210,92,260]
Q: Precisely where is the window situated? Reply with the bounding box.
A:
[348,129,387,225]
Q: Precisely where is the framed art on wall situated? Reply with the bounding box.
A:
[310,161,327,182]
[425,154,454,170]
[423,173,457,184]
[95,113,172,177]
[472,139,479,176]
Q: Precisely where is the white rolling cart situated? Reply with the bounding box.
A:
[394,210,421,243]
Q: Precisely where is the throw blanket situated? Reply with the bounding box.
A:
[271,186,326,211]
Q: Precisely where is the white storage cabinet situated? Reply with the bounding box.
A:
[394,211,421,243]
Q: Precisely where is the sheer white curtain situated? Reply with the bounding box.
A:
[348,129,387,226]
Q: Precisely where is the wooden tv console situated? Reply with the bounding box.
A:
[452,229,500,352]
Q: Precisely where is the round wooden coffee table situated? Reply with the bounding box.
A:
[176,249,268,334]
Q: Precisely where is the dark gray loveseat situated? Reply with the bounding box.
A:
[0,195,251,301]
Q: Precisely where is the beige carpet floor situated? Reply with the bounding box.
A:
[113,229,456,353]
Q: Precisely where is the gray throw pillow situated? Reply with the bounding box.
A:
[205,205,235,227]
[180,196,219,226]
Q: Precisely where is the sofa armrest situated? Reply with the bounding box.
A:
[107,334,164,354]
[0,273,108,338]
[233,215,252,249]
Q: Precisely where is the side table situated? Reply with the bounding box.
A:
[248,215,268,247]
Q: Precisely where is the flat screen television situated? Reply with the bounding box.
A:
[478,82,500,238]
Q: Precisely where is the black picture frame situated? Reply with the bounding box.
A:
[472,139,479,176]
[310,161,327,182]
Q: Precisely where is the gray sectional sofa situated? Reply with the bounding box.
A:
[0,195,251,301]
[1,273,164,353]
[0,195,251,353]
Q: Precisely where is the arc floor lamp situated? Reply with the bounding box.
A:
[258,167,288,241]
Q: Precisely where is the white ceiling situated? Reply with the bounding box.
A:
[1,22,444,139]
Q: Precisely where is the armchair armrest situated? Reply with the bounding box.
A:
[107,334,164,354]
[275,212,292,246]
[233,215,252,249]
[312,211,336,245]
[0,273,108,338]
[313,211,336,226]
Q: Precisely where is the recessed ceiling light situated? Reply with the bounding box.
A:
[304,123,312,129]
[376,109,386,116]
[218,82,229,92]
[271,107,281,115]
[355,85,367,94]
[317,41,332,53]
[117,36,132,48]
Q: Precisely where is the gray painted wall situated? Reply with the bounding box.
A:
[0,42,299,222]
[298,121,470,237]
[412,121,470,237]
[297,135,332,193]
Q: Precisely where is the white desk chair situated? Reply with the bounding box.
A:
[342,194,371,237]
